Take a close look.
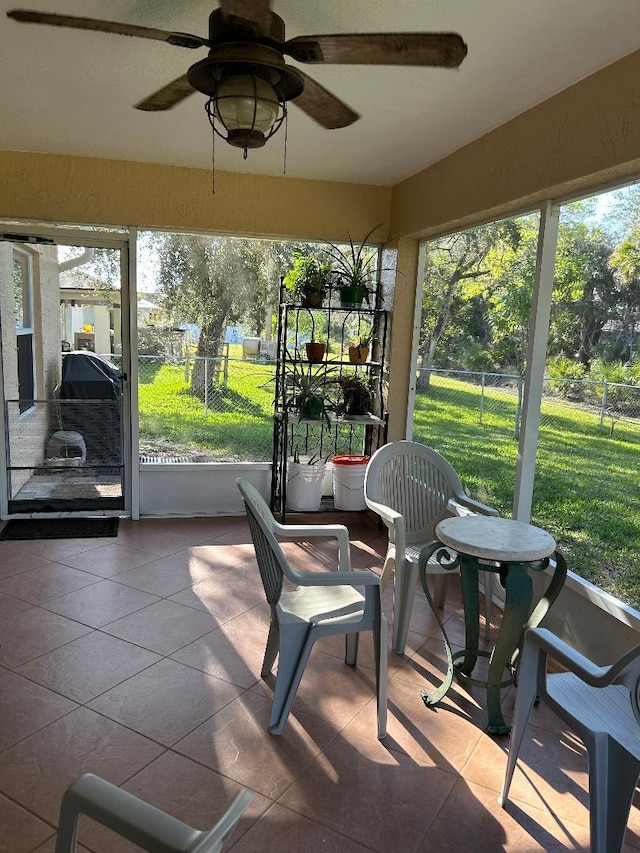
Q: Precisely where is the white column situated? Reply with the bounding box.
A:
[513,201,560,521]
[126,228,140,520]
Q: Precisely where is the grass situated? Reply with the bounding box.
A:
[138,358,639,607]
[137,354,275,461]
[413,374,640,607]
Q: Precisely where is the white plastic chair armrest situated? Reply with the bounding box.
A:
[452,493,499,517]
[525,627,615,686]
[364,499,402,528]
[273,522,351,570]
[292,568,381,587]
[55,773,254,853]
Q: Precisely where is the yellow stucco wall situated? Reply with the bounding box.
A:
[0,150,391,244]
[390,47,640,239]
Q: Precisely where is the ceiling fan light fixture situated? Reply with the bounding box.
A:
[204,68,287,155]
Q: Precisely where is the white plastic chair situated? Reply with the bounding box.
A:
[237,478,387,738]
[501,627,640,853]
[55,772,254,853]
[364,440,498,654]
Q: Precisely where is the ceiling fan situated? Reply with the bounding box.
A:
[7,1,468,156]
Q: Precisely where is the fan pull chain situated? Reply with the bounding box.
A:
[283,112,288,175]
[211,127,216,195]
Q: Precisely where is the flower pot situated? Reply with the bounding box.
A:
[300,289,324,308]
[305,341,326,363]
[344,394,370,416]
[297,394,324,419]
[348,345,369,364]
[286,459,326,511]
[339,283,369,309]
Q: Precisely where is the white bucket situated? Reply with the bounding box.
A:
[332,455,370,511]
[286,459,326,511]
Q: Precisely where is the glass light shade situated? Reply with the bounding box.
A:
[215,75,279,134]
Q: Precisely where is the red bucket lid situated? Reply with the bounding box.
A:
[332,454,370,465]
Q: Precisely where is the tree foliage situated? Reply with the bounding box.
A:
[421,192,640,378]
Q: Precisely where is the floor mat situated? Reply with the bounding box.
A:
[0,517,119,540]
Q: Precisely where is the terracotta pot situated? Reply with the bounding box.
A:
[305,342,326,363]
[348,345,369,364]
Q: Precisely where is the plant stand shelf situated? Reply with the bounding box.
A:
[271,278,389,521]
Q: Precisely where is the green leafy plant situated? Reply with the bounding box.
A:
[322,224,386,307]
[336,372,374,416]
[284,354,337,423]
[348,322,376,348]
[283,250,331,306]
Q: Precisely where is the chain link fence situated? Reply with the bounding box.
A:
[416,368,640,439]
[137,352,277,461]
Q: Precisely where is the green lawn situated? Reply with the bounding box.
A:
[413,374,640,607]
[138,354,275,461]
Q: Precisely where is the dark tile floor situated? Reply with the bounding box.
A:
[0,512,638,852]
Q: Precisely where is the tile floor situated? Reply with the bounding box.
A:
[0,512,638,852]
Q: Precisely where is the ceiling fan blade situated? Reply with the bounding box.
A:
[292,70,359,130]
[285,32,467,68]
[6,9,208,49]
[135,74,195,111]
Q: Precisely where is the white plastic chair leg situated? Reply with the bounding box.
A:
[345,631,359,666]
[261,621,279,677]
[269,624,313,735]
[433,573,450,608]
[589,734,640,853]
[499,641,540,806]
[375,612,388,739]
[392,560,419,654]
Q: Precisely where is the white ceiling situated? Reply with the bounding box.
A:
[1,0,639,187]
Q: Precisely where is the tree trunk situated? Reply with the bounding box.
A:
[190,319,225,398]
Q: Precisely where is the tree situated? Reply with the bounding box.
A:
[610,225,640,360]
[156,233,257,395]
[420,219,523,380]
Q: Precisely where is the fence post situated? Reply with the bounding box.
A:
[515,376,523,439]
[598,380,608,431]
[479,372,486,424]
[204,357,209,416]
[222,344,229,391]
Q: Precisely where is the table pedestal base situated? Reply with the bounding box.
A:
[419,542,567,734]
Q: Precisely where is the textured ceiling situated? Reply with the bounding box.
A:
[1,0,639,186]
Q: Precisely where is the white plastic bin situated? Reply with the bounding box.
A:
[286,459,326,511]
[332,454,370,510]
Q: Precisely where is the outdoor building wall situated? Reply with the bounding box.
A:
[390,47,640,240]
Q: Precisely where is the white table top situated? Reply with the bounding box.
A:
[436,516,556,563]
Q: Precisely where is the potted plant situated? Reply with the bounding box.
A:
[283,250,331,308]
[336,372,374,417]
[347,324,376,364]
[323,224,385,309]
[284,356,336,424]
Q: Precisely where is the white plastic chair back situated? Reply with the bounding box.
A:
[365,440,498,653]
[501,627,640,853]
[366,441,465,544]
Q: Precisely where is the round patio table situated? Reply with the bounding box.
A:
[419,515,566,734]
